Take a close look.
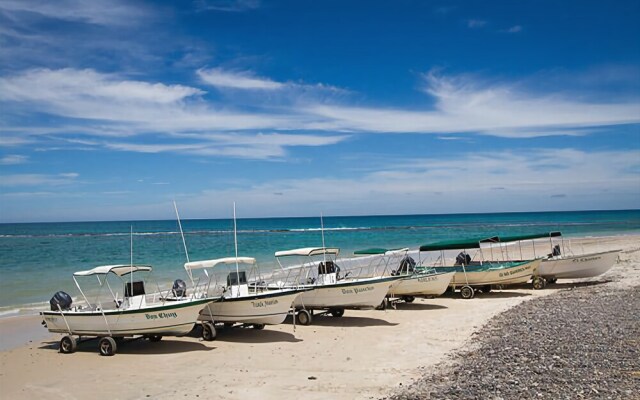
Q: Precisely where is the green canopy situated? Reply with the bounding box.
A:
[353,247,406,255]
[498,232,562,243]
[419,236,499,252]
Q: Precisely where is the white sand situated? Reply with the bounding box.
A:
[1,235,638,399]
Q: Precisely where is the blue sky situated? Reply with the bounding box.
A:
[0,0,639,223]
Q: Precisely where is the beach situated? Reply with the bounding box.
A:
[1,235,638,399]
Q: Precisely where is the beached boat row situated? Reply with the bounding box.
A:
[40,231,620,356]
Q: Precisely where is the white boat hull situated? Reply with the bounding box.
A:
[41,298,212,337]
[389,271,455,297]
[538,250,620,279]
[294,276,398,310]
[436,259,540,287]
[198,290,302,325]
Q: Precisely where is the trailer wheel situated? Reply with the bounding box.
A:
[148,335,162,342]
[402,296,416,303]
[297,309,312,326]
[532,277,546,290]
[99,337,117,356]
[202,322,216,341]
[330,308,345,317]
[59,335,77,354]
[460,286,474,299]
[253,324,265,330]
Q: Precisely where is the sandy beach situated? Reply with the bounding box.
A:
[1,235,638,400]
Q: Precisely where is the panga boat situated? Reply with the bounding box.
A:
[274,247,402,325]
[352,247,455,303]
[41,264,212,356]
[496,232,621,284]
[184,257,305,340]
[418,237,540,299]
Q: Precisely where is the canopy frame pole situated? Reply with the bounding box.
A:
[233,202,240,298]
[57,304,73,335]
[73,276,91,308]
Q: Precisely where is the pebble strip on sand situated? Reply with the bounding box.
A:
[387,282,640,400]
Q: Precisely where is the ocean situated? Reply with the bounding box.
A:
[1,209,639,316]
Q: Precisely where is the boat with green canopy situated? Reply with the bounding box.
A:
[494,232,620,285]
[353,247,455,303]
[417,237,540,299]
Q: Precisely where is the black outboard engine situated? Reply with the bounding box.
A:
[455,252,471,266]
[551,245,561,257]
[172,279,187,298]
[398,256,416,274]
[50,291,72,311]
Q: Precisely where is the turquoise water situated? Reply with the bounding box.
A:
[1,210,639,315]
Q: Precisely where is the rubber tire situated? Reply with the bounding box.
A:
[460,286,475,299]
[297,310,312,326]
[202,322,216,341]
[253,324,265,330]
[148,335,162,342]
[330,308,345,317]
[532,277,546,290]
[59,335,77,354]
[402,296,416,303]
[99,337,117,356]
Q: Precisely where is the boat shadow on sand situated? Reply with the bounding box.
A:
[285,314,399,328]
[204,327,303,344]
[40,337,214,355]
[389,303,448,311]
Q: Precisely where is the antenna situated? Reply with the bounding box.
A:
[174,201,190,263]
[233,202,240,298]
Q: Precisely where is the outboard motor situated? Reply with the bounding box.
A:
[398,256,416,274]
[455,252,471,266]
[50,291,72,311]
[172,279,187,298]
[551,245,561,257]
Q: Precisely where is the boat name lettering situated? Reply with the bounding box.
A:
[251,299,279,308]
[498,265,530,278]
[145,312,178,319]
[417,276,438,283]
[341,286,375,295]
[573,256,600,263]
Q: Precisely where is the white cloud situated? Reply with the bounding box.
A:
[1,67,639,161]
[506,25,522,33]
[0,154,28,165]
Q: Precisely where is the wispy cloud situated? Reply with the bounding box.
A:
[169,148,640,217]
[303,71,640,136]
[467,19,487,28]
[194,0,260,12]
[0,0,150,26]
[505,25,522,33]
[0,154,28,165]
[198,68,284,90]
[0,172,79,186]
